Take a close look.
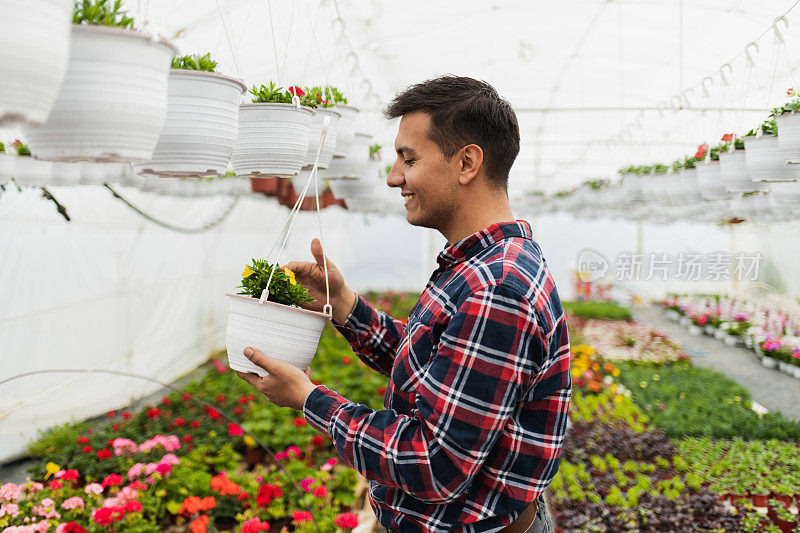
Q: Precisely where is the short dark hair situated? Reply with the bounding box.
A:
[384,75,520,190]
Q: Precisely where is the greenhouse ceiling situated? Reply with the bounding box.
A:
[79,0,800,192]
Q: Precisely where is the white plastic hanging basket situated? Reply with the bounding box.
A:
[50,161,81,186]
[134,70,247,178]
[226,116,334,375]
[743,135,800,182]
[23,25,176,162]
[328,159,380,199]
[326,132,371,180]
[0,154,15,183]
[719,149,770,193]
[776,113,800,163]
[0,0,72,126]
[232,103,314,177]
[769,181,800,216]
[12,158,53,187]
[332,104,359,157]
[695,161,733,201]
[303,108,341,169]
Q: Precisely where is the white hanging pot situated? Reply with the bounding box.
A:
[743,135,800,182]
[12,158,53,186]
[225,294,330,375]
[134,70,247,178]
[23,25,176,162]
[0,154,15,183]
[79,161,107,185]
[676,168,702,204]
[776,113,800,163]
[769,180,800,211]
[719,149,770,193]
[326,132,371,179]
[50,161,81,186]
[328,160,380,199]
[0,0,72,126]
[695,161,734,200]
[303,108,341,169]
[332,104,359,157]
[232,103,314,177]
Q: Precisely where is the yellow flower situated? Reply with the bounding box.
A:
[243,435,256,448]
[613,395,624,404]
[242,266,254,278]
[612,369,620,377]
[284,268,297,286]
[45,462,61,479]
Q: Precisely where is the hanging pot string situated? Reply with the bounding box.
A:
[266,0,283,86]
[260,116,333,317]
[0,368,322,532]
[214,0,242,79]
[278,1,297,90]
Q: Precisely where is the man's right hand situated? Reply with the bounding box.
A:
[282,238,357,325]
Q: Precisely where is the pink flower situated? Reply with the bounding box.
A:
[39,498,54,509]
[144,463,159,476]
[335,512,359,528]
[228,422,244,436]
[299,477,315,492]
[127,463,145,480]
[313,485,327,498]
[112,438,137,456]
[117,486,138,501]
[33,521,50,533]
[84,483,103,495]
[155,463,172,476]
[159,453,180,466]
[320,458,338,472]
[0,503,20,518]
[61,497,85,510]
[241,517,271,533]
[102,474,122,488]
[29,482,44,493]
[292,510,313,522]
[274,452,288,460]
[102,497,123,508]
[286,446,301,458]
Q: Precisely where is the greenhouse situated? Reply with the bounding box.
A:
[1,0,800,532]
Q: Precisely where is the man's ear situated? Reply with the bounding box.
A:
[457,144,483,185]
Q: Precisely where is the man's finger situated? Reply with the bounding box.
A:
[310,238,326,268]
[235,370,261,387]
[244,347,278,374]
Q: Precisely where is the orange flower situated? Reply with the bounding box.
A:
[604,362,616,373]
[211,473,242,496]
[588,380,602,393]
[180,496,216,515]
[189,515,209,533]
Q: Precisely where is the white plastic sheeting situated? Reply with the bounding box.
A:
[0,185,433,461]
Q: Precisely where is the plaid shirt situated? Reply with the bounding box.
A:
[304,221,571,532]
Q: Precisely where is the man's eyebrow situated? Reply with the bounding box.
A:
[396,146,416,156]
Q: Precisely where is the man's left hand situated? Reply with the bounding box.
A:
[234,347,318,411]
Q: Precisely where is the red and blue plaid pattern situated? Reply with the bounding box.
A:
[303,221,571,532]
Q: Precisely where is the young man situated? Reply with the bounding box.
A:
[235,76,571,532]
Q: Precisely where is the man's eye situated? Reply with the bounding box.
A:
[404,159,415,166]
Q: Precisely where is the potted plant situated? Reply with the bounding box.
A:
[232,83,315,178]
[0,0,73,126]
[743,114,800,182]
[0,141,14,182]
[302,86,341,170]
[776,88,800,163]
[327,132,371,180]
[23,0,177,162]
[328,142,381,202]
[326,86,360,158]
[696,136,736,200]
[133,53,246,179]
[226,260,330,376]
[719,135,770,194]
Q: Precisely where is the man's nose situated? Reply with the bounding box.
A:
[386,160,403,188]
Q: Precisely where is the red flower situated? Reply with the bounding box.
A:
[156,463,172,475]
[106,411,115,418]
[377,387,387,395]
[311,435,325,447]
[146,407,161,419]
[313,485,327,498]
[288,86,305,96]
[190,420,201,428]
[82,446,93,453]
[60,470,79,481]
[241,517,270,533]
[721,133,734,142]
[181,393,192,401]
[161,397,171,405]
[335,513,359,528]
[49,480,63,490]
[97,449,112,460]
[182,434,193,442]
[60,523,88,533]
[233,407,243,415]
[122,411,131,420]
[93,506,125,526]
[173,417,186,426]
[228,422,244,436]
[212,359,227,373]
[107,439,115,446]
[255,483,283,507]
[129,481,147,490]
[238,395,250,404]
[77,437,90,444]
[292,510,313,522]
[102,473,123,487]
[112,423,120,431]
[292,417,307,427]
[216,394,227,403]
[342,356,352,364]
[189,514,209,533]
[206,407,221,420]
[695,143,708,160]
[124,500,142,512]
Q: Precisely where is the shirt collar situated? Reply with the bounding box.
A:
[436,220,532,271]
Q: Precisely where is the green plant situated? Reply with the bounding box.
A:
[369,144,382,161]
[237,260,314,307]
[747,117,778,137]
[324,85,347,105]
[249,82,293,104]
[563,301,632,321]
[73,0,134,28]
[0,141,4,153]
[171,53,217,72]
[12,139,31,156]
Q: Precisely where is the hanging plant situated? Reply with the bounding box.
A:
[238,261,314,307]
[249,82,296,104]
[369,144,382,161]
[13,139,31,156]
[304,86,336,108]
[171,53,218,72]
[324,86,348,105]
[73,0,134,28]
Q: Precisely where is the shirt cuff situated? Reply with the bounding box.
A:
[334,294,374,336]
[303,385,348,434]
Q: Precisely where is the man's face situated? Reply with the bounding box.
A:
[387,112,459,232]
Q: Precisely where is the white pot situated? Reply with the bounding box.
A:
[332,104,359,157]
[665,310,680,321]
[134,70,246,178]
[326,132,371,180]
[776,113,800,163]
[232,103,313,177]
[704,325,716,336]
[676,168,702,204]
[0,0,72,126]
[679,316,690,326]
[761,356,777,369]
[328,160,381,199]
[719,150,770,193]
[792,366,800,379]
[12,157,53,186]
[79,161,106,186]
[714,329,726,341]
[303,107,341,169]
[723,334,738,347]
[50,162,81,186]
[688,325,703,336]
[696,161,734,200]
[744,135,800,182]
[225,294,329,375]
[0,154,15,182]
[24,25,176,162]
[769,180,800,209]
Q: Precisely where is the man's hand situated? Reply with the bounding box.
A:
[234,347,318,411]
[283,238,357,325]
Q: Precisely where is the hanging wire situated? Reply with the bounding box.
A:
[278,0,297,87]
[104,184,240,234]
[235,0,258,55]
[266,0,283,84]
[214,0,242,78]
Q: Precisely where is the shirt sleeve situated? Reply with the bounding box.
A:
[334,294,407,377]
[305,285,546,504]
